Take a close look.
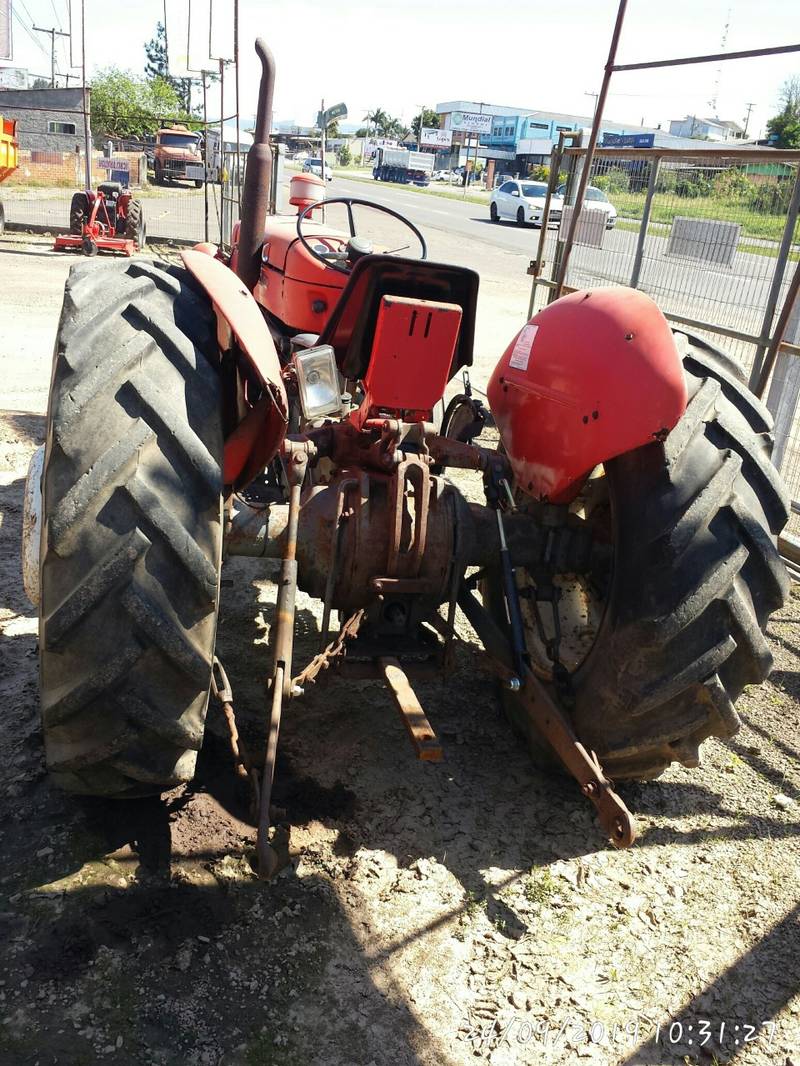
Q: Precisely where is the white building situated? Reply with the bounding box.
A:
[668,116,746,142]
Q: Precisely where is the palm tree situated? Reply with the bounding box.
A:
[364,108,390,137]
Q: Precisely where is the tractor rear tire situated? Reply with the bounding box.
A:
[486,334,790,780]
[124,197,146,249]
[39,258,223,797]
[69,191,89,236]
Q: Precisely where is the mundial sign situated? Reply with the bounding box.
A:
[451,111,492,135]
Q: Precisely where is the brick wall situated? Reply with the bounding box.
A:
[5,149,146,186]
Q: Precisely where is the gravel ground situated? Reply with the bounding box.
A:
[0,233,799,1066]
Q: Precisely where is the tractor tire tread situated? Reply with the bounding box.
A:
[493,336,789,780]
[40,258,222,797]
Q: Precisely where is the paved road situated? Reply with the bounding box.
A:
[4,174,792,375]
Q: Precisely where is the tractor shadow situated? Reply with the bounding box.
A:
[3,548,799,1063]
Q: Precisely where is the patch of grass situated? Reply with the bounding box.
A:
[524,868,556,906]
[612,190,796,243]
[464,888,487,919]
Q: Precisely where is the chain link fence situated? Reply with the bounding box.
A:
[1,180,227,244]
[530,147,800,529]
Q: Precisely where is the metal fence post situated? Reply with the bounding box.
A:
[550,139,583,304]
[749,161,800,391]
[629,154,660,290]
[765,293,800,471]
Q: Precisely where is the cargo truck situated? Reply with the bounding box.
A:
[372,147,434,186]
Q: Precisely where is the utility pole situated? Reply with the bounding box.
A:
[32,25,70,87]
[743,101,755,138]
[416,103,425,150]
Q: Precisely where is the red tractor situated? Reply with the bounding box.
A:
[25,41,789,877]
[55,181,146,256]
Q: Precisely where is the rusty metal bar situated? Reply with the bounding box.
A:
[554,0,628,298]
[612,41,800,73]
[256,443,309,880]
[750,162,800,388]
[380,657,443,762]
[629,154,661,290]
[456,586,636,848]
[527,129,582,318]
[755,256,800,398]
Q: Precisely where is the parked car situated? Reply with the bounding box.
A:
[303,157,333,181]
[556,183,618,228]
[490,180,565,226]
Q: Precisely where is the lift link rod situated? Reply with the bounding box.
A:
[257,440,314,880]
[456,586,636,849]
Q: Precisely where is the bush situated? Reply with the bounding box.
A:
[528,164,549,181]
[593,166,629,194]
[337,144,352,167]
[656,167,678,194]
[712,169,753,202]
[675,169,712,198]
[749,179,794,215]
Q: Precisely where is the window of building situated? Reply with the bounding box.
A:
[555,125,572,132]
[504,125,514,136]
[48,121,76,135]
[528,121,549,130]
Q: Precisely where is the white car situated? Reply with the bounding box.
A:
[490,180,564,226]
[302,157,333,182]
[556,183,618,229]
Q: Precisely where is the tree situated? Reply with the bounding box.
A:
[91,67,181,140]
[411,107,439,141]
[766,75,800,148]
[144,22,192,115]
[364,108,390,135]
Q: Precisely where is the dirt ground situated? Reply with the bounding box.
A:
[1,233,799,1066]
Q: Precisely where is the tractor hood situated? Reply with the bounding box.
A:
[261,215,348,275]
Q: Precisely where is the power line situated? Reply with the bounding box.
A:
[11,7,50,58]
[32,24,71,86]
[49,0,63,31]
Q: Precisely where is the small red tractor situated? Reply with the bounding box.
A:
[54,182,146,256]
[24,41,789,877]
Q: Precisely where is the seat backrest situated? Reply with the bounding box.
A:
[317,254,479,381]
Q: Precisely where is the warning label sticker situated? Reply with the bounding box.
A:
[508,324,539,371]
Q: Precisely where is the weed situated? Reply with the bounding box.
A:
[524,868,556,906]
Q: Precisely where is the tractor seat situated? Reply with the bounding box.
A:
[317,254,479,382]
[98,181,122,199]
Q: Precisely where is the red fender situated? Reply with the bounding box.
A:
[181,248,288,487]
[487,287,687,504]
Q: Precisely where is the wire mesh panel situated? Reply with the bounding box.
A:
[1,181,219,244]
[530,147,800,520]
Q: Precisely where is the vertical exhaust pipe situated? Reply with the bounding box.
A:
[236,37,275,292]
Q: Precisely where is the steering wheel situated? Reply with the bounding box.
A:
[296,197,427,274]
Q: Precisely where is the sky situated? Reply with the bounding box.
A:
[3,0,800,139]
